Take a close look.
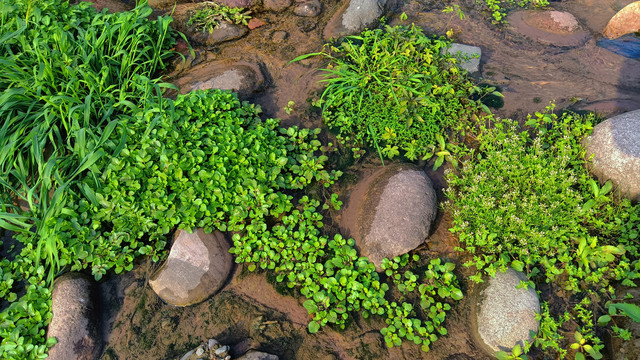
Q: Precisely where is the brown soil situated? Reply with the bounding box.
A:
[93,0,640,359]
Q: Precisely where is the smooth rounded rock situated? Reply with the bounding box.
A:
[149,229,232,307]
[508,10,589,47]
[584,110,640,202]
[171,60,265,98]
[324,0,386,40]
[171,4,249,47]
[344,163,437,269]
[47,273,102,360]
[264,0,292,12]
[293,0,321,17]
[476,269,540,353]
[237,351,279,360]
[604,1,640,39]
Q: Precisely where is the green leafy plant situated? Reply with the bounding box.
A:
[496,344,529,360]
[291,23,493,163]
[187,1,251,33]
[479,0,550,24]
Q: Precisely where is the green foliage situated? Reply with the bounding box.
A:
[380,257,462,351]
[446,106,640,292]
[0,0,179,358]
[496,344,529,360]
[479,0,550,24]
[187,1,251,33]
[298,23,491,162]
[446,104,640,357]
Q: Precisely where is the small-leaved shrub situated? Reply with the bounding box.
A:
[446,106,640,358]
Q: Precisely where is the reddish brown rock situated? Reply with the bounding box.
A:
[248,18,267,29]
[508,10,590,47]
[264,0,292,12]
[149,229,233,307]
[604,2,640,39]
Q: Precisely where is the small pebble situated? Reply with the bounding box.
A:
[272,31,289,43]
[214,345,229,357]
[208,338,219,349]
[195,346,204,356]
[293,0,321,17]
[248,18,266,30]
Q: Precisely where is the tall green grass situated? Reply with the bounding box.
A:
[0,1,181,358]
[0,0,177,282]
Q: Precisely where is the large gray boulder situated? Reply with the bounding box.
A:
[476,269,540,353]
[149,229,233,306]
[47,273,102,360]
[584,109,640,202]
[323,0,386,40]
[171,60,265,98]
[344,163,437,269]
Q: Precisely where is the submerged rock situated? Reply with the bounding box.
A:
[264,0,292,12]
[476,269,540,353]
[603,1,640,39]
[443,43,482,73]
[237,351,279,360]
[344,163,437,269]
[584,110,640,202]
[323,0,386,40]
[149,229,233,307]
[171,60,265,98]
[293,0,322,17]
[508,10,589,47]
[47,273,102,360]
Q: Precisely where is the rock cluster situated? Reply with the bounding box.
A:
[178,338,279,360]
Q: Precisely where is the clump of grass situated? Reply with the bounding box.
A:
[293,23,497,163]
[187,1,251,33]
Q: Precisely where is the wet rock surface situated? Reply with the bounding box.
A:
[324,0,386,40]
[263,0,292,13]
[171,4,249,47]
[444,43,482,73]
[604,1,640,39]
[149,229,233,307]
[48,273,102,360]
[584,109,640,202]
[171,59,265,98]
[342,163,437,269]
[508,10,590,47]
[476,269,540,353]
[293,0,321,17]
